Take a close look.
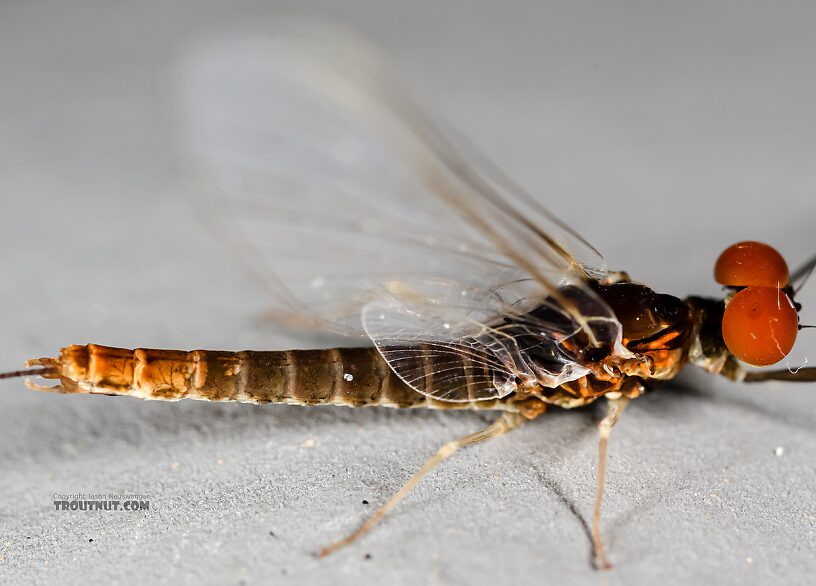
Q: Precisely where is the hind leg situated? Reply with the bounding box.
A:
[318,410,533,557]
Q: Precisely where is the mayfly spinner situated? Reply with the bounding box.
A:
[2,22,814,569]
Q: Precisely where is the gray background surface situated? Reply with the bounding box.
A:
[1,1,815,584]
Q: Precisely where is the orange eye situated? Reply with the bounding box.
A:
[714,241,789,288]
[722,286,798,366]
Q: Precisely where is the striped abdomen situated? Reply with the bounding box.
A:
[27,344,512,411]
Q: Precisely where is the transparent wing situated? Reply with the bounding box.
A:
[361,278,610,401]
[177,19,625,400]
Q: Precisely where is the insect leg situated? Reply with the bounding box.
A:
[317,410,529,557]
[592,396,630,570]
[717,355,816,383]
[736,366,816,383]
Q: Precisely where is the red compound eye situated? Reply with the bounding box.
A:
[715,241,789,288]
[722,286,798,366]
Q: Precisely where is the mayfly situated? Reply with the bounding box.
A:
[2,21,814,569]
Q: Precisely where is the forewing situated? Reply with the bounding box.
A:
[177,20,624,398]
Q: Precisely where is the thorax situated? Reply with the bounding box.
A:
[536,282,697,409]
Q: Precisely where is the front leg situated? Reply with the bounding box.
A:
[719,356,816,383]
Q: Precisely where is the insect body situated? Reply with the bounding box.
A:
[22,279,700,413]
[3,21,814,569]
[12,250,813,567]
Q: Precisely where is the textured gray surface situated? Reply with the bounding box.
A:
[1,1,815,585]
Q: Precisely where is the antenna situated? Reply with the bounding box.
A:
[790,252,816,294]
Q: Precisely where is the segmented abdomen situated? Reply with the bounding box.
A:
[32,344,509,411]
